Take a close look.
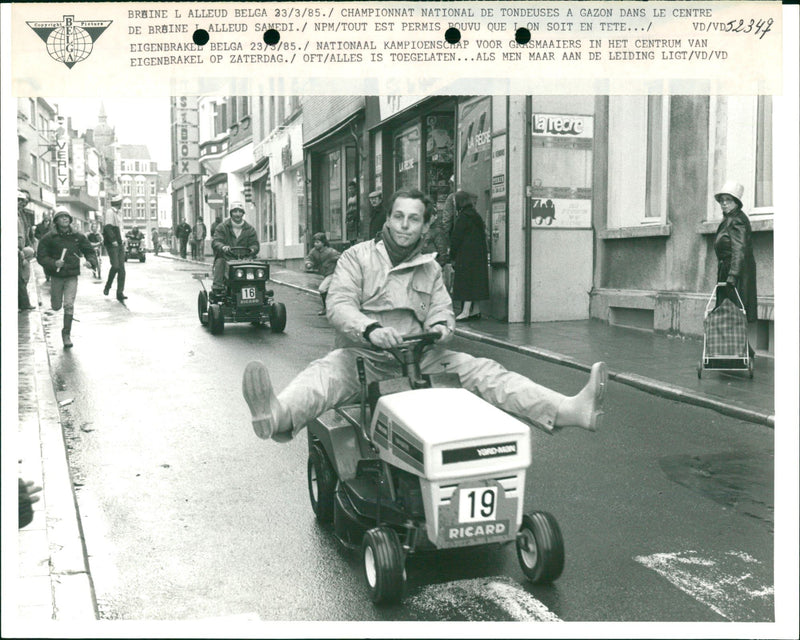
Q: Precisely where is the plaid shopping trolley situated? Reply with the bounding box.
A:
[697,282,753,379]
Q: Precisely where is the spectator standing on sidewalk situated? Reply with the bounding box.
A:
[192,217,207,261]
[345,179,360,244]
[175,218,192,259]
[102,197,127,302]
[18,191,36,311]
[34,210,53,247]
[420,203,452,290]
[210,214,224,237]
[86,220,103,280]
[368,190,385,240]
[151,226,161,255]
[713,180,758,356]
[36,207,99,348]
[450,190,489,321]
[304,232,341,316]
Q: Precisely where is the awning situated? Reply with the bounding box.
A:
[303,112,361,150]
[204,172,227,188]
[247,156,270,183]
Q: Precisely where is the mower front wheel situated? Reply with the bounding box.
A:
[516,511,565,584]
[308,442,336,524]
[362,527,406,605]
[269,302,287,333]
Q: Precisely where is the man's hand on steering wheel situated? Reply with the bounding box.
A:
[429,322,454,344]
[367,326,404,350]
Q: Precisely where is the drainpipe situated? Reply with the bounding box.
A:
[523,95,532,324]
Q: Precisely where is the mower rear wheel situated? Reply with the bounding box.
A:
[269,302,287,333]
[516,511,565,584]
[209,303,224,335]
[362,527,406,604]
[197,291,208,325]
[308,442,336,524]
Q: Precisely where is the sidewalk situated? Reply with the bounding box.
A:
[13,266,97,627]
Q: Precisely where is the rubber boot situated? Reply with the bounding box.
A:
[61,313,73,348]
[116,269,127,301]
[317,292,327,316]
[104,268,115,295]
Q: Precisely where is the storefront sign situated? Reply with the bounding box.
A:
[378,96,425,121]
[172,96,200,175]
[55,115,70,198]
[491,136,506,198]
[532,113,594,139]
[531,197,592,229]
[490,200,507,264]
[71,138,85,187]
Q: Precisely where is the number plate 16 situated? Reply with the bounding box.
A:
[458,486,498,523]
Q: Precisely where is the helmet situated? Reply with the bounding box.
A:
[53,207,73,223]
[229,201,245,213]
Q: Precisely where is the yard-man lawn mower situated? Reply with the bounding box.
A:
[306,332,565,604]
[196,247,286,335]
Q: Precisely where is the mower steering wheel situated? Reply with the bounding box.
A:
[398,331,441,346]
[226,246,255,259]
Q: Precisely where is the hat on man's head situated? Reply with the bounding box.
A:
[714,181,744,207]
[18,190,30,202]
[53,206,73,223]
[368,190,382,199]
[229,201,246,213]
[110,194,123,206]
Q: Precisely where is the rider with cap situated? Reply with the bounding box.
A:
[210,201,260,298]
[36,206,99,348]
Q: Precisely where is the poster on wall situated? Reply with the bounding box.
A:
[490,200,507,265]
[491,135,506,198]
[531,197,592,229]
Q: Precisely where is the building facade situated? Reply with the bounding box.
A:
[17,98,58,230]
[116,144,159,239]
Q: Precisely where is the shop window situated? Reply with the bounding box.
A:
[607,96,669,228]
[426,114,455,213]
[372,133,383,192]
[707,96,773,220]
[320,149,343,240]
[458,98,491,217]
[394,124,420,190]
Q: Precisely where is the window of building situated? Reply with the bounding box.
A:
[458,99,490,216]
[28,98,36,121]
[394,124,421,190]
[320,149,343,240]
[259,97,265,139]
[606,96,669,228]
[122,200,132,219]
[40,158,50,188]
[122,176,132,196]
[136,199,146,219]
[214,100,227,137]
[30,154,38,182]
[230,96,238,123]
[269,97,277,132]
[150,199,158,219]
[241,96,249,118]
[707,96,774,220]
[289,96,300,116]
[136,176,146,196]
[278,97,285,124]
[150,181,157,197]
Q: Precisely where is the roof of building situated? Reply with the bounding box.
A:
[117,144,152,160]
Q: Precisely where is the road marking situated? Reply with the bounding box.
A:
[407,576,562,621]
[634,550,774,621]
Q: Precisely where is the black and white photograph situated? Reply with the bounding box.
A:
[3,1,798,637]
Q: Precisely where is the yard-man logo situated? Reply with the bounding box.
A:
[448,520,509,540]
[27,15,112,69]
[442,441,517,464]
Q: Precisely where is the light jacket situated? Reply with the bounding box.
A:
[326,238,455,348]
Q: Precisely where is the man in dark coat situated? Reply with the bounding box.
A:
[175,218,192,258]
[368,190,385,240]
[211,202,259,296]
[36,207,99,348]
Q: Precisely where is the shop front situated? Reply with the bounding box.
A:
[303,97,367,253]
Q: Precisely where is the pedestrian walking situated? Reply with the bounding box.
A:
[450,190,489,321]
[17,191,36,311]
[441,174,457,240]
[242,187,607,442]
[86,221,103,280]
[36,206,99,348]
[210,214,223,238]
[103,197,127,302]
[192,218,207,261]
[34,211,53,246]
[151,227,161,255]
[175,218,192,259]
[304,232,341,315]
[713,180,758,356]
[368,190,385,240]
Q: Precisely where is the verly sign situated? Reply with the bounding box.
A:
[532,113,594,138]
[172,96,200,175]
[55,115,70,197]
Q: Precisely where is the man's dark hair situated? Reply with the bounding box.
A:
[387,188,434,223]
[312,231,329,246]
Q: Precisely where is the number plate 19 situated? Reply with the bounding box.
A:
[458,487,498,523]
